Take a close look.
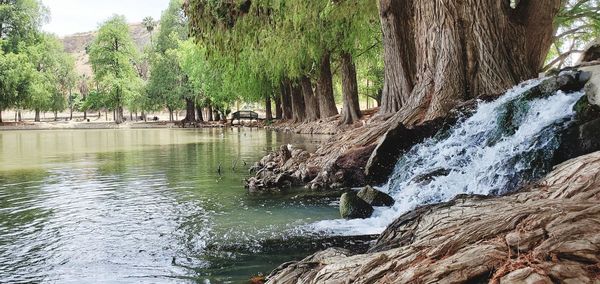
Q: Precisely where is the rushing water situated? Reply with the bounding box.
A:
[311,78,585,235]
[0,128,338,283]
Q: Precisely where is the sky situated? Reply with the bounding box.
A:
[41,0,170,37]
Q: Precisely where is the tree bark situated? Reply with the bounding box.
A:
[290,82,306,123]
[274,93,283,119]
[300,76,320,122]
[280,80,294,120]
[184,98,195,122]
[265,94,273,121]
[316,52,338,118]
[340,52,362,125]
[35,109,40,122]
[196,104,204,122]
[0,110,2,123]
[378,0,561,126]
[208,104,214,121]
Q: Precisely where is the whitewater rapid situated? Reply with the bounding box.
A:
[309,78,585,235]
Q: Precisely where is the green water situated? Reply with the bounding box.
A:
[0,128,338,283]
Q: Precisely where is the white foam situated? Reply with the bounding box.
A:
[308,79,584,235]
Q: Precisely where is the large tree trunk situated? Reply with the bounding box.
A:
[300,76,320,122]
[265,94,273,121]
[184,98,195,122]
[316,52,338,118]
[280,80,294,120]
[207,104,214,121]
[290,82,306,123]
[196,104,204,122]
[34,109,40,122]
[274,93,283,119]
[378,0,560,126]
[340,52,361,125]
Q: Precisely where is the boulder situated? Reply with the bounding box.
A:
[339,192,374,219]
[357,186,395,207]
[365,117,449,185]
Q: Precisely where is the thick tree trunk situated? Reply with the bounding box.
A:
[115,106,124,124]
[280,80,294,120]
[316,52,338,118]
[34,109,40,122]
[196,104,204,122]
[184,98,195,122]
[208,104,214,121]
[300,76,320,122]
[340,52,361,125]
[290,82,306,123]
[265,94,273,121]
[378,0,561,126]
[274,93,283,119]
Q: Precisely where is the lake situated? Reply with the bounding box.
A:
[0,128,339,283]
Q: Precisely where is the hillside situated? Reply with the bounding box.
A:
[61,23,154,77]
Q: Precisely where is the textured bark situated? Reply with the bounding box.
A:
[267,152,600,283]
[280,80,294,120]
[184,98,195,122]
[196,104,204,122]
[300,76,320,122]
[207,104,214,121]
[316,52,339,118]
[290,82,306,123]
[274,93,283,119]
[379,0,561,126]
[265,94,273,120]
[340,52,361,125]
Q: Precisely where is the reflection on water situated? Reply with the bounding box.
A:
[0,128,336,283]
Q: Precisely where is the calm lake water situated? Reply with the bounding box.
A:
[0,128,338,283]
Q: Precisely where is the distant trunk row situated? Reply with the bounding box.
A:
[270,51,363,125]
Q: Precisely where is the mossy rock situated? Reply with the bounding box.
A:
[357,186,395,207]
[340,192,374,219]
[574,95,600,121]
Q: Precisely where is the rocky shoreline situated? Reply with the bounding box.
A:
[266,151,600,283]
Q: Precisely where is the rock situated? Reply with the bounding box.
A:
[581,64,600,107]
[365,117,449,185]
[266,152,600,283]
[411,167,452,185]
[578,38,600,63]
[357,186,395,207]
[339,192,374,219]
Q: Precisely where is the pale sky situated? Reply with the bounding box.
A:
[42,0,170,37]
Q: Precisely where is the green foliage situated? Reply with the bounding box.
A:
[547,0,600,69]
[184,0,382,109]
[146,0,193,114]
[0,0,48,53]
[89,15,142,113]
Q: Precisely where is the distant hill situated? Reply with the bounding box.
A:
[61,23,154,77]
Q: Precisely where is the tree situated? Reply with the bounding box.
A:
[0,0,47,53]
[23,33,73,122]
[0,51,33,122]
[545,0,600,70]
[378,0,561,126]
[89,15,141,124]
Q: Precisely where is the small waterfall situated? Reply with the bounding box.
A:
[310,78,585,235]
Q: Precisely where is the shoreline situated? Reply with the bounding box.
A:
[0,120,243,131]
